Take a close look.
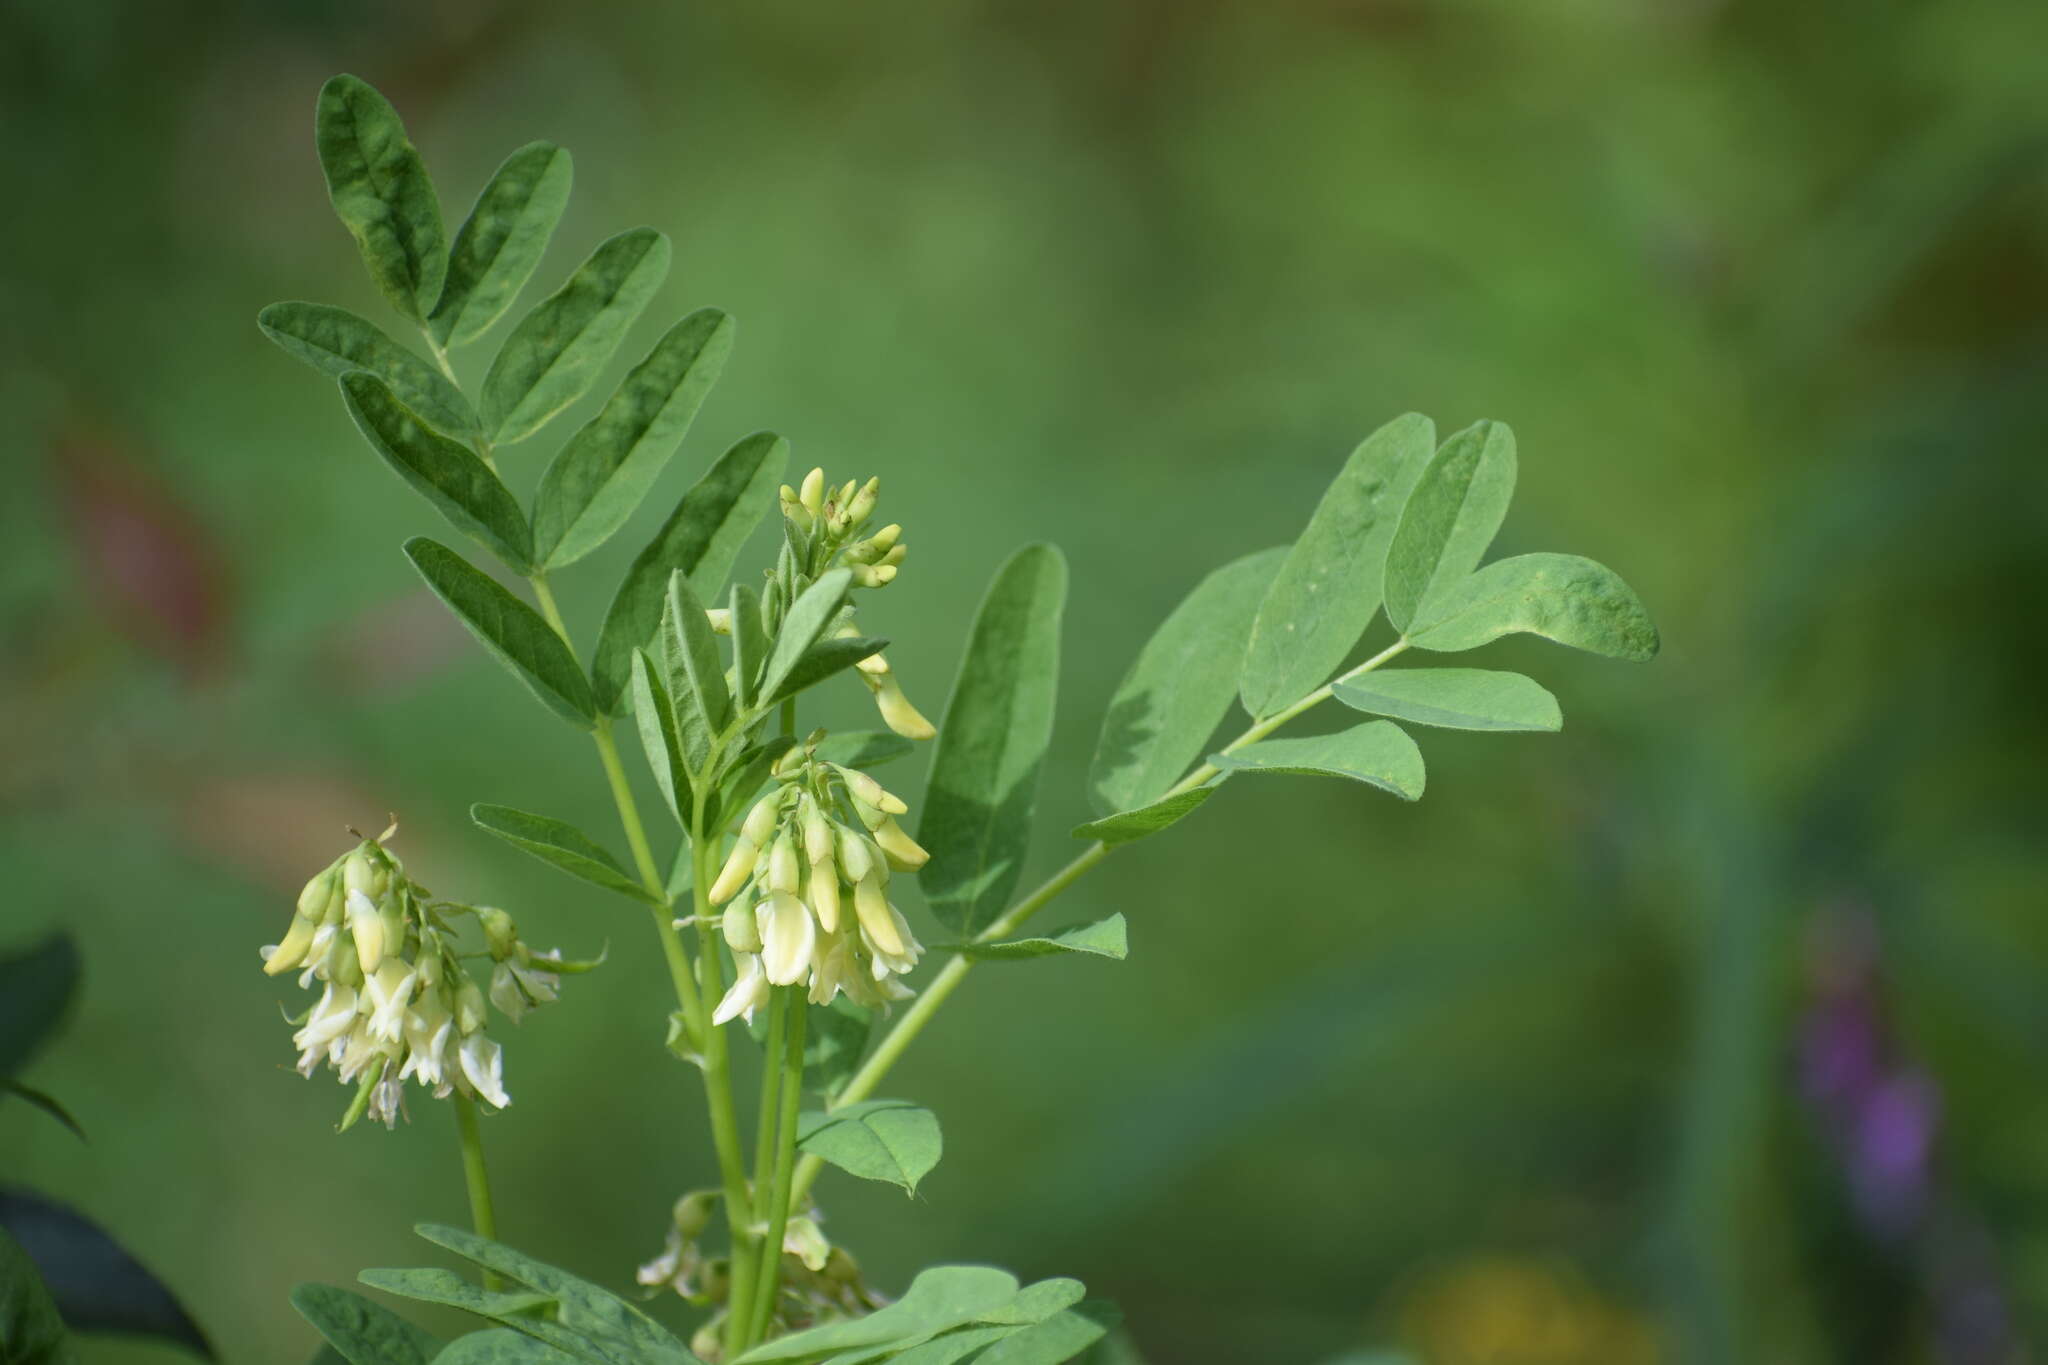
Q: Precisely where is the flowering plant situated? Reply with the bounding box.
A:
[242,73,1657,1365]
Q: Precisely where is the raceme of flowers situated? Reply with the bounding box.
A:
[706,753,929,1025]
[261,838,579,1129]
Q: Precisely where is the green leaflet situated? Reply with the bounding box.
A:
[627,651,692,823]
[918,545,1067,937]
[355,1268,554,1322]
[340,373,532,570]
[434,1331,583,1365]
[1089,547,1285,815]
[1212,722,1425,801]
[1070,787,1215,848]
[314,75,446,323]
[0,1226,75,1365]
[480,228,672,446]
[1240,414,1435,718]
[289,1284,438,1365]
[660,571,732,737]
[591,432,788,713]
[430,142,574,349]
[0,1192,212,1359]
[950,915,1127,962]
[731,1266,1020,1364]
[728,582,769,708]
[1382,420,1517,633]
[469,805,655,903]
[796,1099,942,1196]
[532,310,734,569]
[974,1303,1118,1365]
[758,569,854,704]
[766,635,887,707]
[258,302,478,437]
[409,1226,697,1365]
[1332,668,1561,732]
[1403,553,1660,661]
[404,538,596,728]
[0,933,78,1082]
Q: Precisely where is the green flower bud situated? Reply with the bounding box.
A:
[263,913,320,976]
[852,872,905,956]
[297,867,341,922]
[479,907,518,960]
[673,1190,718,1241]
[845,476,880,527]
[799,466,825,517]
[871,817,929,871]
[457,978,488,1034]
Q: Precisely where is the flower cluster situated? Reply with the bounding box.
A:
[707,753,929,1025]
[777,467,935,742]
[261,838,577,1129]
[638,1190,881,1352]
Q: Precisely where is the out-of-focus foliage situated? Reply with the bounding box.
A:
[1,1,2045,1362]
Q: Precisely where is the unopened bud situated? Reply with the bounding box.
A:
[807,863,841,933]
[263,913,320,976]
[872,817,929,871]
[673,1190,718,1241]
[342,848,388,903]
[853,873,905,956]
[832,765,905,815]
[759,891,816,986]
[799,467,825,516]
[869,671,936,741]
[742,793,783,845]
[709,836,763,906]
[779,485,812,532]
[869,564,898,586]
[766,832,800,895]
[704,607,732,635]
[479,907,517,960]
[783,1217,831,1273]
[722,896,762,953]
[297,867,341,922]
[457,978,488,1034]
[345,889,386,974]
[846,477,880,526]
[836,826,875,884]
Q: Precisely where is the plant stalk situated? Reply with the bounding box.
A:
[750,988,808,1346]
[787,638,1411,1203]
[695,817,762,1361]
[452,1092,503,1290]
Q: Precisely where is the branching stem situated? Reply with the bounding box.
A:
[787,638,1411,1203]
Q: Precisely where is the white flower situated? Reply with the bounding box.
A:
[852,873,906,957]
[714,953,770,1026]
[296,922,340,989]
[458,1033,511,1109]
[368,1074,405,1129]
[363,960,419,1043]
[400,1005,454,1088]
[293,983,358,1074]
[759,891,817,986]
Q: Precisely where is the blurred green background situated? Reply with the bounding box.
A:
[4,0,2047,1361]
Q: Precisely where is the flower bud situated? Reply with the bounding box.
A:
[807,862,841,933]
[457,978,488,1034]
[673,1190,718,1241]
[872,818,929,871]
[869,564,897,586]
[264,914,321,976]
[297,867,341,922]
[342,848,388,903]
[799,467,825,517]
[798,796,834,865]
[853,873,905,956]
[835,826,875,884]
[867,523,901,555]
[766,832,801,896]
[869,671,937,740]
[345,889,386,974]
[832,765,905,815]
[779,484,812,532]
[846,477,880,526]
[878,543,906,568]
[708,836,762,905]
[722,896,763,953]
[783,1217,831,1272]
[479,907,518,960]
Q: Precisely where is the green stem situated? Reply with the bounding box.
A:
[749,991,807,1346]
[695,821,761,1361]
[788,639,1411,1203]
[452,1092,503,1291]
[751,990,788,1214]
